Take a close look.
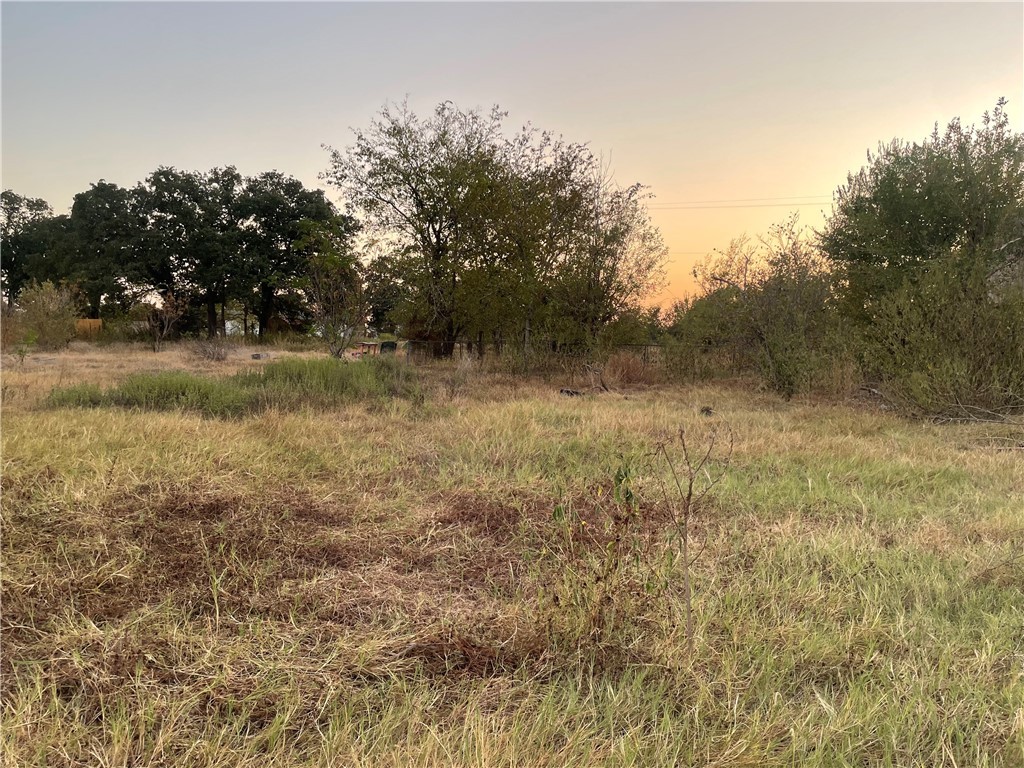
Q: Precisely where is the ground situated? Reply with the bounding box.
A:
[2,343,1022,767]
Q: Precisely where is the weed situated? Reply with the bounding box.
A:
[654,421,733,652]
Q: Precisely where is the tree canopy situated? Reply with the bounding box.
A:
[323,101,666,355]
[819,97,1024,322]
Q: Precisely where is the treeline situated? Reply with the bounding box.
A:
[665,100,1024,418]
[1,101,666,353]
[2,169,346,338]
[3,99,1022,417]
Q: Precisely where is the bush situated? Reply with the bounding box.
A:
[189,337,231,362]
[867,260,1024,418]
[46,383,107,408]
[670,219,849,398]
[5,282,78,351]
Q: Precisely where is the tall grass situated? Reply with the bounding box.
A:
[46,356,421,417]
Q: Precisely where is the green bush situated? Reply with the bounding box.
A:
[7,282,79,351]
[867,260,1024,418]
[46,383,107,408]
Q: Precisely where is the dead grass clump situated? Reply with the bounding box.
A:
[603,350,663,388]
[189,337,232,362]
[434,491,530,542]
[1,483,357,639]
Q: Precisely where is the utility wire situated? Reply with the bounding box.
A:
[651,202,830,211]
[649,194,830,206]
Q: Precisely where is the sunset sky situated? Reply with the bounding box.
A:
[3,2,1021,304]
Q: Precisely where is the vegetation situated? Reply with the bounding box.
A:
[666,100,1023,414]
[2,348,1022,766]
[3,100,1021,419]
[47,356,422,417]
[1,280,79,351]
[3,80,1023,768]
[323,101,666,357]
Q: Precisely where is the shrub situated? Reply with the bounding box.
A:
[671,218,846,397]
[189,337,231,362]
[46,383,107,408]
[603,349,662,388]
[7,282,78,350]
[867,260,1024,418]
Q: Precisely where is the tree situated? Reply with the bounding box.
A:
[294,219,365,356]
[1,190,55,303]
[236,172,344,338]
[135,167,244,336]
[820,98,1024,323]
[547,169,666,349]
[324,102,508,356]
[144,292,187,352]
[59,181,145,317]
[324,101,667,357]
[362,253,406,334]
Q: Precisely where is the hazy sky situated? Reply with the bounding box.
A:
[2,2,1021,302]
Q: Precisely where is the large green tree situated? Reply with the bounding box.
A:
[60,181,145,317]
[324,102,666,356]
[1,190,56,303]
[135,167,244,336]
[819,98,1024,323]
[324,102,509,356]
[236,171,344,338]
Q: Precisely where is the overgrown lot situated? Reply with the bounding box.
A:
[2,346,1022,766]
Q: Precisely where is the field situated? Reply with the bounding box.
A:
[2,344,1023,767]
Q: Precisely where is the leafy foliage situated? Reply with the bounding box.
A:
[671,217,844,396]
[324,101,666,357]
[820,98,1024,324]
[4,281,79,350]
[294,220,366,357]
[867,258,1024,418]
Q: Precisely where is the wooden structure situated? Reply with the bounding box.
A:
[76,319,103,340]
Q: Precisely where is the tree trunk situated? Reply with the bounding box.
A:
[206,298,218,338]
[432,316,458,358]
[257,284,274,339]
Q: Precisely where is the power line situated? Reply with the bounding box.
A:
[650,202,831,210]
[649,194,830,207]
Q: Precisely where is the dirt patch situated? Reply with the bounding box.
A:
[2,483,361,634]
[3,479,675,684]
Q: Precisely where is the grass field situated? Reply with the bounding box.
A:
[2,343,1023,767]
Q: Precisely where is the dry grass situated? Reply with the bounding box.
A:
[2,344,1023,766]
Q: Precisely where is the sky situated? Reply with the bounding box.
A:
[2,1,1022,304]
